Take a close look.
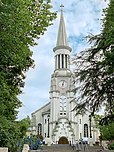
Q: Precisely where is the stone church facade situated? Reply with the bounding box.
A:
[30,9,99,145]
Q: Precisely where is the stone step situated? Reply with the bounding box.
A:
[42,144,114,152]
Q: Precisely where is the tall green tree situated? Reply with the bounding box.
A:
[73,0,114,119]
[0,0,56,150]
[0,116,31,151]
[100,122,114,140]
[94,115,114,143]
[0,0,56,120]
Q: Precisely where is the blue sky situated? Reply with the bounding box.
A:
[18,0,108,120]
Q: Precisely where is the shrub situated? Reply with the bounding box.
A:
[108,142,114,150]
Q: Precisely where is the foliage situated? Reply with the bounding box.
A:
[99,114,114,125]
[23,135,42,150]
[73,0,114,118]
[0,117,21,151]
[0,0,56,151]
[108,142,114,150]
[0,0,56,120]
[19,116,31,138]
[93,114,104,127]
[0,116,31,151]
[0,78,22,120]
[100,122,114,141]
[93,115,114,143]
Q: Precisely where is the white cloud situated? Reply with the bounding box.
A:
[18,0,108,120]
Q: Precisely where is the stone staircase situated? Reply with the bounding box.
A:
[43,144,74,152]
[42,144,114,152]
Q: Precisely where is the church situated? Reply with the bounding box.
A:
[30,7,99,145]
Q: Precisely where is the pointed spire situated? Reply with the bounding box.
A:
[56,5,69,47]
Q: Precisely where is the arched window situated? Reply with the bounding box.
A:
[38,123,42,135]
[84,124,88,137]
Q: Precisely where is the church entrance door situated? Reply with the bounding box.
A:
[58,136,69,144]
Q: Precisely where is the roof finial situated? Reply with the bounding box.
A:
[60,4,64,12]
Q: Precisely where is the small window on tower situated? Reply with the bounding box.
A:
[65,55,67,68]
[80,119,81,124]
[45,119,46,124]
[56,122,58,125]
[58,55,60,68]
[62,54,64,68]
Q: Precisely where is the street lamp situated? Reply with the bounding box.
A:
[47,114,50,138]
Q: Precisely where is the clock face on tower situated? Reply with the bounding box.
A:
[59,80,67,88]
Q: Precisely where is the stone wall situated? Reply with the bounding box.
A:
[22,144,29,152]
[0,148,8,152]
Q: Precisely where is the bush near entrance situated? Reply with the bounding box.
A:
[23,135,43,150]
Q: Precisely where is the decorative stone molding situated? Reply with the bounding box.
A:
[102,140,109,150]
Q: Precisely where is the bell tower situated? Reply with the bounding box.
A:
[53,4,72,74]
[49,5,76,143]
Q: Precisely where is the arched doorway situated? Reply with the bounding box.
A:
[58,136,69,144]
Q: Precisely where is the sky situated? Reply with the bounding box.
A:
[18,0,109,120]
